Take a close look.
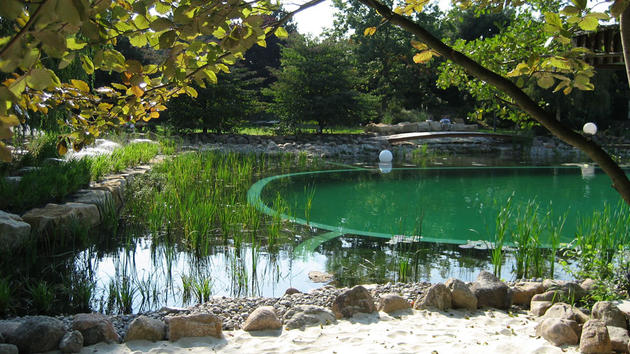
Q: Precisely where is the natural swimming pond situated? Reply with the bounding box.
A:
[251,166,620,246]
[2,151,627,316]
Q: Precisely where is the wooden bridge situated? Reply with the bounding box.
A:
[574,24,625,69]
[374,131,528,144]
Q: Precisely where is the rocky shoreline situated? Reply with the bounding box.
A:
[1,272,629,353]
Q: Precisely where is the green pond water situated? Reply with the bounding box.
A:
[255,166,621,246]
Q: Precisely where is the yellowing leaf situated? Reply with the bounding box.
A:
[0,0,23,21]
[0,142,11,162]
[131,85,144,97]
[71,79,90,93]
[578,16,599,31]
[185,86,198,98]
[0,114,20,126]
[27,68,54,90]
[0,125,12,140]
[413,50,435,64]
[149,111,160,118]
[275,27,289,39]
[537,75,555,89]
[364,27,377,36]
[57,140,68,156]
[80,55,94,74]
[410,40,428,51]
[67,37,87,50]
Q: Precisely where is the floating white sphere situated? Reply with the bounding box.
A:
[583,122,597,135]
[379,149,393,163]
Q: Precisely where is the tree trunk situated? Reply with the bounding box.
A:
[620,5,630,87]
[356,0,630,205]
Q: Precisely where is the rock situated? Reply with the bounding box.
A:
[331,285,377,319]
[59,330,83,353]
[285,287,301,295]
[0,344,17,354]
[22,203,100,235]
[445,278,477,310]
[511,282,545,305]
[377,293,411,313]
[607,326,629,353]
[614,300,630,320]
[414,283,452,311]
[542,303,589,325]
[242,306,282,331]
[283,305,336,330]
[580,320,612,353]
[543,279,586,301]
[581,278,597,293]
[308,271,333,283]
[0,321,19,343]
[592,301,628,329]
[167,313,222,341]
[0,210,31,252]
[10,316,65,353]
[470,271,512,309]
[535,318,579,346]
[72,313,121,345]
[531,290,567,303]
[91,179,126,210]
[125,316,166,342]
[66,189,114,218]
[530,301,553,317]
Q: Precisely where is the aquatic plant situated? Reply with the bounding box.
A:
[491,194,512,277]
[27,280,55,315]
[0,278,12,315]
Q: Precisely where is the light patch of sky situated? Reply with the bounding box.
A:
[286,0,453,37]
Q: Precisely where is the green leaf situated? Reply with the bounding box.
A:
[34,31,67,58]
[150,17,173,31]
[26,68,55,90]
[544,12,562,28]
[80,54,94,74]
[0,0,24,20]
[184,86,198,98]
[129,34,148,47]
[561,5,580,16]
[537,75,555,89]
[159,30,177,49]
[571,0,587,10]
[275,27,289,39]
[578,16,599,31]
[59,53,76,69]
[202,69,217,84]
[71,79,90,93]
[56,0,82,26]
[506,62,529,77]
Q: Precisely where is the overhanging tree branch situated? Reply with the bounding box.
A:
[357,0,630,204]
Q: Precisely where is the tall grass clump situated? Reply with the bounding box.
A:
[564,201,630,301]
[491,194,512,277]
[0,278,12,316]
[0,159,91,213]
[90,141,161,180]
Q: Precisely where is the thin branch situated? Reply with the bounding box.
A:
[0,0,51,59]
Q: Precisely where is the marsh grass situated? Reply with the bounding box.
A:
[491,195,512,277]
[27,280,55,315]
[0,278,12,316]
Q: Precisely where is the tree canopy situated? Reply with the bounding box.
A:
[0,0,316,160]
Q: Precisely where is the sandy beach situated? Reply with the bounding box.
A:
[81,308,577,354]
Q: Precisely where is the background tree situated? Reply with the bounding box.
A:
[163,65,262,134]
[265,36,377,132]
[357,0,630,204]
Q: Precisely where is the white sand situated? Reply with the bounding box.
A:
[82,309,578,354]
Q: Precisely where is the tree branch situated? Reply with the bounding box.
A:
[357,0,630,204]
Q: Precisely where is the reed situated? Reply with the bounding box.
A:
[491,194,512,277]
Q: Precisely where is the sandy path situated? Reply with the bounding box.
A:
[82,309,577,354]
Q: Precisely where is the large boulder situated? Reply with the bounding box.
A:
[607,326,629,353]
[535,318,580,346]
[66,189,114,219]
[72,313,120,345]
[331,285,377,319]
[511,282,545,305]
[470,271,512,309]
[542,303,589,325]
[22,203,100,235]
[377,294,411,314]
[284,305,336,330]
[125,316,166,342]
[167,313,222,341]
[414,283,452,311]
[242,306,282,331]
[592,301,628,329]
[0,211,31,252]
[8,316,65,353]
[445,278,477,310]
[542,279,586,302]
[530,301,553,317]
[0,344,18,354]
[580,320,612,353]
[91,178,126,210]
[531,290,567,303]
[59,330,83,353]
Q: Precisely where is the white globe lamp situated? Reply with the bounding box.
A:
[583,122,597,135]
[379,149,393,163]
